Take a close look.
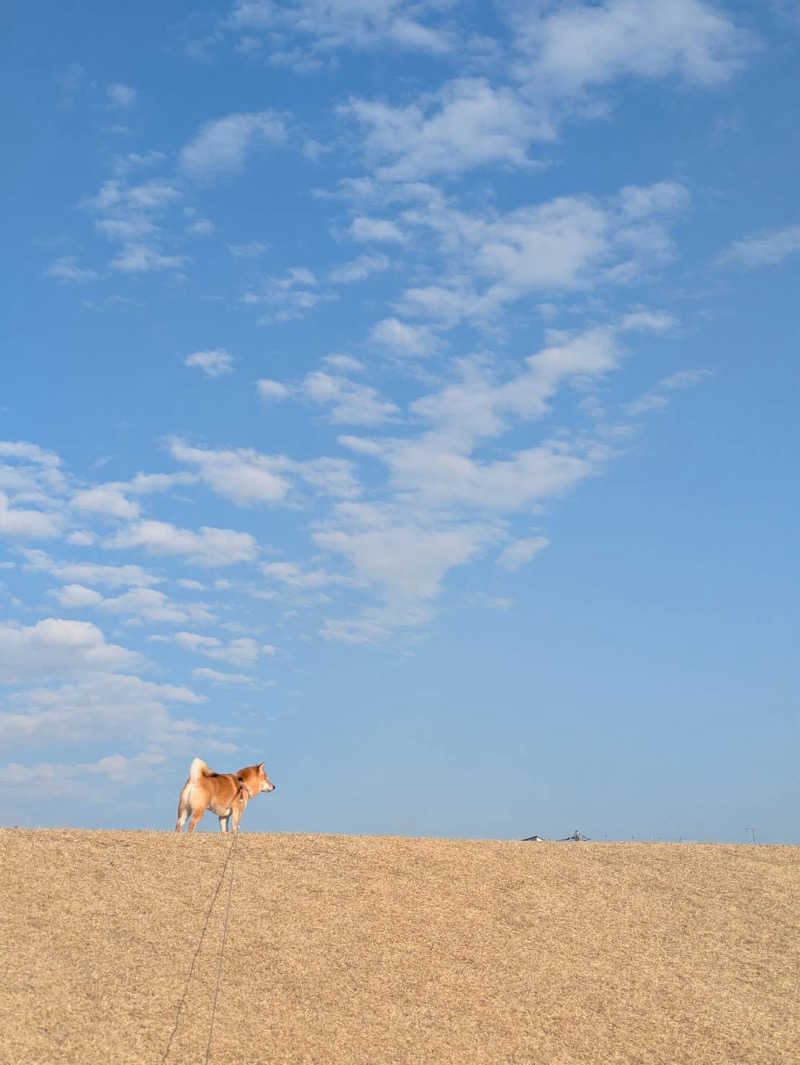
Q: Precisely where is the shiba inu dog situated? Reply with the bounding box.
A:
[175,757,276,833]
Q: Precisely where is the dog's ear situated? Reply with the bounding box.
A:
[257,762,264,771]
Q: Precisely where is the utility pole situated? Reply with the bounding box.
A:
[745,827,757,844]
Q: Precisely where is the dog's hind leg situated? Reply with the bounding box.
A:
[175,783,191,833]
[187,808,205,833]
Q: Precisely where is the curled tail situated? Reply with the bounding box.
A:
[189,757,212,784]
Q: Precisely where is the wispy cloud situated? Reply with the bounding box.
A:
[180,110,287,178]
[624,370,711,416]
[716,224,800,268]
[0,618,142,685]
[228,0,456,57]
[256,378,290,401]
[370,317,439,358]
[184,349,235,377]
[342,78,553,183]
[228,240,268,258]
[106,83,137,109]
[302,370,400,425]
[497,536,550,571]
[241,266,331,323]
[107,519,259,566]
[84,177,187,276]
[45,257,102,283]
[329,253,390,283]
[507,0,757,93]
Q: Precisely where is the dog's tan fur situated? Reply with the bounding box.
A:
[175,757,276,833]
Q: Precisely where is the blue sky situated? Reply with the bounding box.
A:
[2,0,798,840]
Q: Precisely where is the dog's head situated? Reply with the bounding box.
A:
[238,762,276,796]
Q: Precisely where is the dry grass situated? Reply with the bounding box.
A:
[1,830,797,1065]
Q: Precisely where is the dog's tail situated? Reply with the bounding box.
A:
[189,757,212,784]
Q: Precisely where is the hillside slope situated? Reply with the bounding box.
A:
[1,830,797,1065]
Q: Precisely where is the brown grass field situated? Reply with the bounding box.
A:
[1,830,797,1065]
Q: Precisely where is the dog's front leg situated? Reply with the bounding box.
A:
[219,814,230,833]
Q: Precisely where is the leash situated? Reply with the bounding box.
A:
[204,830,238,1065]
[160,831,239,1065]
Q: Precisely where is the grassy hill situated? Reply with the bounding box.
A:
[1,830,797,1064]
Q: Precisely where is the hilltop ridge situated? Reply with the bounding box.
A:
[1,830,797,1065]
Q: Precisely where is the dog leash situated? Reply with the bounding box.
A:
[160,831,239,1065]
[204,830,238,1065]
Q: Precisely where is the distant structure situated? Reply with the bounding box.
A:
[521,829,591,842]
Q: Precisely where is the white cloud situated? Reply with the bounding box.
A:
[106,83,137,109]
[45,257,102,283]
[84,178,188,277]
[302,370,400,425]
[717,224,800,268]
[497,536,550,571]
[0,673,202,749]
[343,77,553,182]
[509,0,756,92]
[107,519,259,566]
[323,353,364,373]
[229,241,268,257]
[0,618,142,684]
[241,266,328,322]
[0,491,62,538]
[187,218,215,236]
[66,531,97,546]
[294,456,361,499]
[192,667,256,685]
[312,318,675,638]
[184,349,235,377]
[112,150,166,176]
[349,216,407,243]
[0,441,61,468]
[256,378,290,401]
[262,560,353,589]
[380,437,600,510]
[387,182,688,325]
[168,438,359,504]
[22,549,161,589]
[87,179,181,213]
[110,244,188,274]
[96,217,158,241]
[71,484,140,520]
[475,197,610,296]
[329,253,390,283]
[180,111,287,178]
[174,630,262,665]
[169,439,291,504]
[54,584,210,625]
[229,0,455,56]
[0,753,169,797]
[618,181,690,219]
[620,309,678,333]
[53,584,104,608]
[127,180,182,209]
[370,317,438,358]
[124,472,197,495]
[314,502,495,603]
[320,601,434,643]
[624,369,711,415]
[0,445,66,537]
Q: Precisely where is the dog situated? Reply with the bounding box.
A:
[175,757,276,833]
